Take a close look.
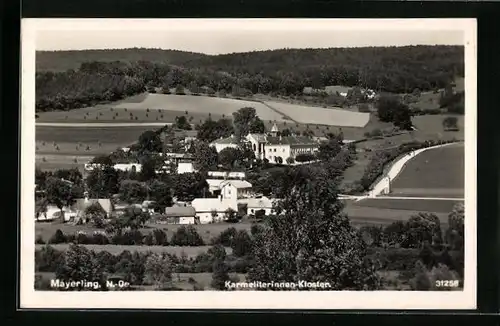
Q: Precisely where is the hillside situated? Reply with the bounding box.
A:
[36,48,207,72]
[35,46,464,113]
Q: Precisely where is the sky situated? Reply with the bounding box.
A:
[31,19,468,54]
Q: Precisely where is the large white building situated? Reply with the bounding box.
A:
[191,179,253,224]
[210,124,320,165]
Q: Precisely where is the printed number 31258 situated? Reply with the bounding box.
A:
[435,280,460,288]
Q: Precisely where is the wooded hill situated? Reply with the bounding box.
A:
[35,46,464,113]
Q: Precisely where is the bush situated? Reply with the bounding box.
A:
[153,228,168,245]
[211,227,237,247]
[230,230,253,257]
[170,225,204,246]
[48,229,67,244]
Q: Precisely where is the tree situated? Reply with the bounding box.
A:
[119,180,148,204]
[45,177,78,222]
[218,147,241,170]
[113,205,150,230]
[446,203,464,251]
[91,155,114,166]
[148,180,173,212]
[139,155,158,182]
[295,153,316,163]
[196,118,234,143]
[170,225,204,246]
[174,115,192,130]
[84,202,107,228]
[316,133,343,161]
[86,166,119,198]
[53,168,83,185]
[249,117,265,134]
[231,230,253,257]
[376,95,402,122]
[232,107,260,140]
[405,213,443,248]
[280,128,292,137]
[137,130,162,155]
[143,253,174,290]
[224,208,238,222]
[442,116,459,131]
[248,164,380,290]
[392,105,413,130]
[55,244,104,290]
[175,84,186,95]
[210,244,229,290]
[168,172,208,201]
[193,141,219,172]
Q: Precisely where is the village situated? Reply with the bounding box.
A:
[35,117,343,226]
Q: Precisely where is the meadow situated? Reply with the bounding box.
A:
[390,143,464,197]
[262,100,370,127]
[352,198,461,213]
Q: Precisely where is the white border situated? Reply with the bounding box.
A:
[20,18,477,310]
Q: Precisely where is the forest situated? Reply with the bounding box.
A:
[35,46,464,113]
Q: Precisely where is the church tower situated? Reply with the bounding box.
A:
[270,123,279,137]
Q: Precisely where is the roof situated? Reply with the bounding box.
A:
[242,196,274,208]
[72,198,114,215]
[211,136,238,145]
[266,136,319,146]
[165,206,196,217]
[207,171,246,179]
[191,198,231,213]
[206,179,225,188]
[220,180,252,189]
[246,133,267,143]
[271,123,279,133]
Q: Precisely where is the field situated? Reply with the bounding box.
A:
[37,93,373,128]
[352,198,461,213]
[35,244,231,257]
[340,117,464,189]
[390,143,464,197]
[262,100,370,127]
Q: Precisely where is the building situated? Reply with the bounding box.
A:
[207,171,246,180]
[113,163,142,173]
[240,196,275,216]
[178,162,196,174]
[209,135,239,153]
[162,206,197,224]
[246,133,268,160]
[205,178,252,195]
[247,124,320,164]
[191,180,252,223]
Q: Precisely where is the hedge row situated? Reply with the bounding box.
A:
[359,139,459,192]
[41,226,204,247]
[365,246,463,276]
[35,245,253,279]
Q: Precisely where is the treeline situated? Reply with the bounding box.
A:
[36,46,464,112]
[36,48,207,72]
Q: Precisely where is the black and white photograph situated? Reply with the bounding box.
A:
[21,18,477,309]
